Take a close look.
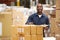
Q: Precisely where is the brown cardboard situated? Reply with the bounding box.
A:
[55,34,60,40]
[50,10,56,18]
[12,10,25,25]
[11,27,18,40]
[56,37,60,40]
[11,27,18,37]
[56,10,60,20]
[37,35,43,40]
[24,27,30,35]
[43,10,50,16]
[50,18,56,30]
[0,13,12,36]
[17,26,30,35]
[31,35,37,40]
[25,35,31,40]
[56,0,60,9]
[11,36,18,40]
[36,27,43,35]
[50,18,57,36]
[31,26,37,35]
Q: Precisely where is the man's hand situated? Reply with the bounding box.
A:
[44,27,49,30]
[28,22,34,25]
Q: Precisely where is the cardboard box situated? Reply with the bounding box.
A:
[50,18,56,30]
[19,36,24,40]
[56,10,60,20]
[4,8,12,12]
[12,10,25,25]
[0,14,12,36]
[31,35,37,40]
[50,18,57,36]
[11,27,18,36]
[36,27,43,35]
[55,26,60,34]
[11,27,18,40]
[24,27,30,35]
[43,10,50,16]
[11,36,18,40]
[31,26,37,35]
[50,33,55,37]
[50,10,56,18]
[1,36,11,40]
[19,35,31,40]
[56,0,60,9]
[17,26,30,35]
[25,35,31,40]
[17,27,23,35]
[37,35,43,40]
[54,22,60,34]
[56,37,60,40]
[55,34,60,40]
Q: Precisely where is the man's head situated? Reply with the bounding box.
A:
[37,3,43,15]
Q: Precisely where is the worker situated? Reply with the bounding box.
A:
[26,3,50,37]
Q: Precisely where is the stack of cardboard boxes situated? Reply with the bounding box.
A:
[0,8,27,40]
[11,25,43,40]
[49,7,56,37]
[12,9,25,25]
[50,0,60,40]
[31,25,43,40]
[0,11,12,39]
[50,18,56,37]
[55,0,60,40]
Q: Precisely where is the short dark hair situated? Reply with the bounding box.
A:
[37,3,43,7]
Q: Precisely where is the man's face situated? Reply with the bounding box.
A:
[37,4,43,14]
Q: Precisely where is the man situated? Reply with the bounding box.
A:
[26,3,50,37]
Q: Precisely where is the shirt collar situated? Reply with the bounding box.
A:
[38,15,42,18]
[35,13,45,17]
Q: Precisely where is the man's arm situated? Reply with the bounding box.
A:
[44,17,50,30]
[25,16,34,25]
[46,17,50,28]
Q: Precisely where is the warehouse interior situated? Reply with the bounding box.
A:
[0,0,59,40]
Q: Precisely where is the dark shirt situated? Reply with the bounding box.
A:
[26,13,50,27]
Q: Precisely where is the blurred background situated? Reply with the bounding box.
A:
[0,0,57,40]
